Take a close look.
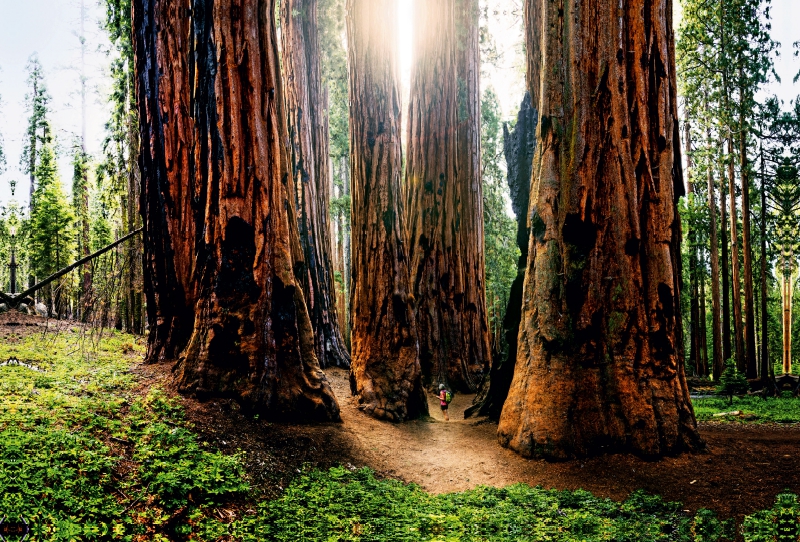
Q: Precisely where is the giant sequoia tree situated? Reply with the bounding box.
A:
[347,0,426,422]
[134,0,339,421]
[498,0,701,458]
[405,0,491,393]
[281,0,350,369]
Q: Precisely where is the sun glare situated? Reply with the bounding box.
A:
[397,0,414,97]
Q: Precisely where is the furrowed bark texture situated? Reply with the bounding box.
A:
[759,150,769,379]
[468,93,537,420]
[707,124,723,380]
[347,0,427,422]
[719,168,732,361]
[134,0,339,421]
[406,0,491,392]
[739,101,757,379]
[499,0,701,459]
[727,140,745,373]
[281,0,351,369]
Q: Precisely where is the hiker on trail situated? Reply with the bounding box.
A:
[438,384,452,421]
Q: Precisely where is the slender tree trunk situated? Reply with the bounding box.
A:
[342,157,352,348]
[782,267,792,374]
[134,0,339,420]
[738,85,757,378]
[498,0,701,459]
[347,0,426,421]
[727,137,745,373]
[699,251,709,376]
[281,0,350,368]
[406,0,491,393]
[759,147,770,379]
[720,161,732,361]
[686,120,701,376]
[707,126,723,380]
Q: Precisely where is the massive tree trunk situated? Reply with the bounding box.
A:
[707,125,724,380]
[738,86,757,378]
[467,92,537,420]
[719,163,732,361]
[498,0,701,459]
[134,0,339,421]
[347,0,426,422]
[281,0,351,369]
[406,0,491,393]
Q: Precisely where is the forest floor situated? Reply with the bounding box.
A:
[135,362,800,520]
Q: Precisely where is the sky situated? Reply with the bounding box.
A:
[0,0,798,208]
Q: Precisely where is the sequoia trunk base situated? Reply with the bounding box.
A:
[135,0,339,422]
[498,0,702,459]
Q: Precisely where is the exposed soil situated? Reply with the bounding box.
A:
[5,311,794,521]
[126,362,800,520]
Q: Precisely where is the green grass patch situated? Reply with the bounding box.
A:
[1,326,799,541]
[693,395,800,424]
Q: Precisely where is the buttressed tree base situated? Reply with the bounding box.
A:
[498,0,702,459]
[134,0,339,422]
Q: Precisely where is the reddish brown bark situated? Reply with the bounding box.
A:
[281,0,351,369]
[498,0,701,459]
[134,0,339,421]
[706,123,724,380]
[739,88,757,379]
[405,0,491,393]
[727,138,746,373]
[347,0,426,422]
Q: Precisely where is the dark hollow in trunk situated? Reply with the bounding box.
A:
[467,92,537,420]
[134,0,339,422]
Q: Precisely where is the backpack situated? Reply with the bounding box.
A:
[444,391,452,404]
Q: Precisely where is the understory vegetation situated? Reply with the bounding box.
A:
[693,395,800,424]
[0,327,797,541]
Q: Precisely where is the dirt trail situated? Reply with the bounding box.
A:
[135,362,800,518]
[4,312,797,518]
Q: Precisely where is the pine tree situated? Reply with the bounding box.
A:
[30,133,75,316]
[21,55,50,215]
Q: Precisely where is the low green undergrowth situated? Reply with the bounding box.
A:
[693,395,800,424]
[1,326,799,541]
[0,327,248,541]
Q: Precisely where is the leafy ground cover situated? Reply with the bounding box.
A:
[693,395,800,424]
[1,322,799,541]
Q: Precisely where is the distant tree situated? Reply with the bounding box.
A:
[0,76,6,176]
[319,0,352,347]
[30,133,75,316]
[98,0,143,334]
[71,144,91,319]
[480,88,519,357]
[716,360,750,404]
[21,55,50,216]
